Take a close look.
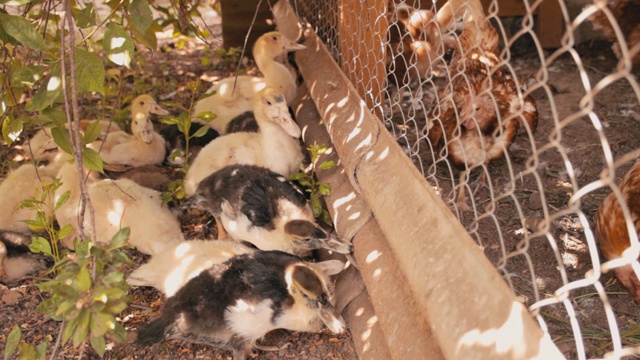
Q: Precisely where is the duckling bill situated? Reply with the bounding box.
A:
[136,250,345,360]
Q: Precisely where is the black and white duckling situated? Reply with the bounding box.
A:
[159,122,221,166]
[0,230,53,283]
[184,87,303,195]
[192,31,305,134]
[54,162,184,255]
[89,94,168,168]
[127,239,344,297]
[136,250,346,359]
[127,239,255,297]
[195,165,352,256]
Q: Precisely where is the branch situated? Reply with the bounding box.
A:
[60,0,98,248]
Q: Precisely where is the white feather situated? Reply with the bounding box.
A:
[127,240,254,296]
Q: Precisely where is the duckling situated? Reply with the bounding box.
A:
[192,31,305,134]
[128,239,345,297]
[54,162,184,255]
[89,94,168,168]
[0,230,53,283]
[28,120,121,163]
[136,250,345,359]
[0,162,63,233]
[127,239,256,296]
[195,164,352,256]
[184,88,303,196]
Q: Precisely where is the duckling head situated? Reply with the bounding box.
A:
[285,220,353,254]
[131,95,168,144]
[29,127,59,162]
[284,263,346,334]
[254,31,306,60]
[256,88,301,138]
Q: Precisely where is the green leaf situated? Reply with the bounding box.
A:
[57,224,74,239]
[318,183,332,196]
[110,227,130,248]
[10,65,45,87]
[26,75,63,111]
[310,194,323,218]
[0,13,48,50]
[82,120,102,144]
[2,114,23,145]
[102,271,124,285]
[76,265,91,292]
[161,116,180,125]
[90,312,114,338]
[129,0,153,33]
[90,334,106,357]
[130,21,159,50]
[39,106,66,127]
[103,23,134,68]
[288,172,306,181]
[24,219,46,231]
[35,341,48,360]
[5,325,21,360]
[51,127,74,154]
[17,342,36,360]
[75,49,105,95]
[191,124,210,138]
[55,190,71,211]
[72,309,90,347]
[75,3,96,28]
[318,160,335,170]
[29,237,52,257]
[195,111,216,121]
[82,147,104,173]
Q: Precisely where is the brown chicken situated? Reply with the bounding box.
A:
[595,161,640,302]
[386,3,455,97]
[587,0,640,66]
[422,0,538,210]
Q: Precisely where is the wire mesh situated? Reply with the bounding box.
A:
[292,0,640,358]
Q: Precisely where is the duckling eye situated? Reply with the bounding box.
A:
[272,35,278,41]
[266,100,273,106]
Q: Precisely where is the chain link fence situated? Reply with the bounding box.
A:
[290,0,640,358]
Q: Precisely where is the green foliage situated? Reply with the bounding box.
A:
[3,325,48,360]
[161,81,215,205]
[290,143,336,225]
[212,46,243,69]
[19,178,63,263]
[35,229,132,356]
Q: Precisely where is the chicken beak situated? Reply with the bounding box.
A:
[317,303,346,334]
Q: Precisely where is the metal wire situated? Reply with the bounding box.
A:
[294,0,640,358]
